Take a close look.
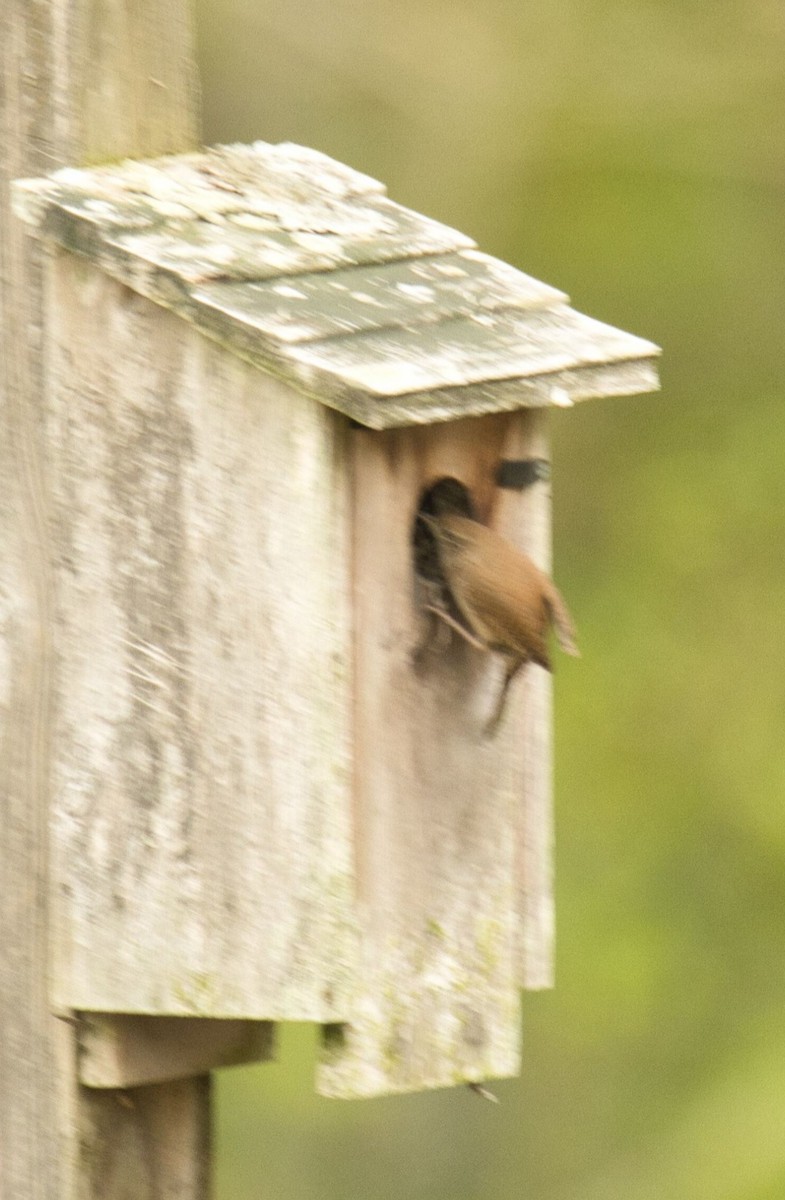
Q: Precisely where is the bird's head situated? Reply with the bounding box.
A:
[419,512,475,556]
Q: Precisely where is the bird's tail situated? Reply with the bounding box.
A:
[545,583,580,657]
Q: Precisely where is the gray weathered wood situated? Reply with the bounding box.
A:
[12,144,468,286]
[194,250,567,343]
[319,410,551,1097]
[291,303,656,394]
[351,358,660,429]
[14,143,660,430]
[79,1016,275,1089]
[47,257,357,1021]
[0,1,204,1197]
[288,305,658,421]
[494,413,555,988]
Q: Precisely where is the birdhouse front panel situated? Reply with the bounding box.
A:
[318,408,554,1096]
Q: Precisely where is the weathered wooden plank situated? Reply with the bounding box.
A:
[193,251,566,344]
[47,256,356,1021]
[318,411,543,1097]
[303,357,662,431]
[13,147,472,289]
[493,412,556,988]
[288,304,659,398]
[16,142,384,232]
[109,191,472,283]
[79,1016,275,1088]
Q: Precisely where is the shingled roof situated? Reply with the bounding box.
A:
[13,141,659,428]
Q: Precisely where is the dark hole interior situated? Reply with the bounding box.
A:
[411,477,474,586]
[411,477,477,634]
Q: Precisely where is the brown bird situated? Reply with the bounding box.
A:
[421,513,579,733]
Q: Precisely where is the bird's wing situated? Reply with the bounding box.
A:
[459,558,552,668]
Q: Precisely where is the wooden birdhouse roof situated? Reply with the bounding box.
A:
[14,141,660,429]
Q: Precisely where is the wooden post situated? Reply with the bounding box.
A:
[0,2,202,1196]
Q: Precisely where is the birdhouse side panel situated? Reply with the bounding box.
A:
[46,252,357,1020]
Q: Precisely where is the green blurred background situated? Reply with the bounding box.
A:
[194,2,785,1196]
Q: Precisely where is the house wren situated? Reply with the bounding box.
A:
[422,512,579,733]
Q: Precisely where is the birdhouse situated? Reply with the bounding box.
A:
[14,142,659,1099]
